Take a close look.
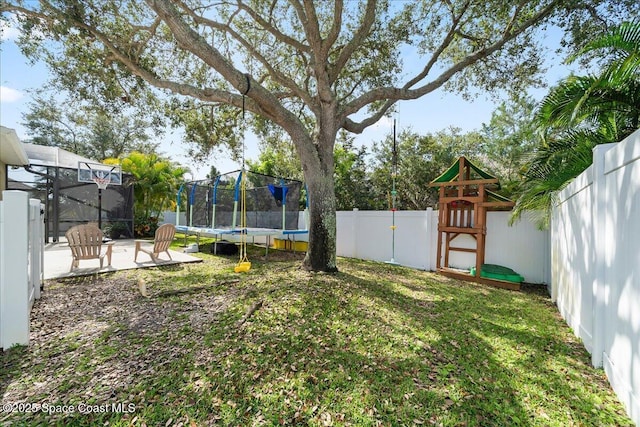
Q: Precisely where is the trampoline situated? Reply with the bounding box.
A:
[175,170,308,253]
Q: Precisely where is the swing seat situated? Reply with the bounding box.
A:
[234,261,251,273]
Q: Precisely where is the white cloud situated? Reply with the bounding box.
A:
[0,14,21,41]
[0,86,24,103]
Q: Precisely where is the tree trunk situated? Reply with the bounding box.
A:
[301,127,339,272]
[303,170,338,272]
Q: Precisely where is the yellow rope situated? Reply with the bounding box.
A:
[235,169,250,272]
[235,80,251,272]
[240,169,248,262]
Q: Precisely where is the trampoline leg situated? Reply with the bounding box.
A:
[265,236,270,257]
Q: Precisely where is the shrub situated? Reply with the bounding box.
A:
[104,221,130,239]
[134,214,159,238]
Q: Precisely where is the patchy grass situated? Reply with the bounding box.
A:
[1,244,632,426]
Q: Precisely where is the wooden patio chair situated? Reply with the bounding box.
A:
[134,223,176,263]
[65,224,114,272]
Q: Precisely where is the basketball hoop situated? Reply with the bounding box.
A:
[93,177,110,190]
[77,162,121,230]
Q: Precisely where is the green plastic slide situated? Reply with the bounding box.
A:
[469,264,524,283]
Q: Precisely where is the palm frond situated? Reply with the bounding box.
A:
[516,20,640,228]
[536,73,640,133]
[569,19,640,62]
[511,130,609,228]
[536,76,601,127]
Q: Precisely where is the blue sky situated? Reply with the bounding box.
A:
[1,14,576,180]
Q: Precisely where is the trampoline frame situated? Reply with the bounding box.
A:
[175,225,308,255]
[175,170,308,254]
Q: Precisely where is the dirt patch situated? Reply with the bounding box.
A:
[1,272,241,408]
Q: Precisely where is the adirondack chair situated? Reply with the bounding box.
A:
[65,224,114,272]
[134,223,176,263]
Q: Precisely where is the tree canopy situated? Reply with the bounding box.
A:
[479,94,539,197]
[22,91,159,161]
[369,127,488,210]
[3,0,637,271]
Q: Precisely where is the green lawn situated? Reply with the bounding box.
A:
[0,239,632,426]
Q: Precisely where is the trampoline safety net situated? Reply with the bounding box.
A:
[181,170,303,230]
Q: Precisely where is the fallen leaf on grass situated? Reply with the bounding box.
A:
[138,278,149,297]
[320,412,333,426]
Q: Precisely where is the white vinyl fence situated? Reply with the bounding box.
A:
[0,191,45,350]
[551,129,640,425]
[336,208,550,284]
[161,210,186,227]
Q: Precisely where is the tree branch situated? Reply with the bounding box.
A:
[148,0,313,128]
[503,1,526,37]
[343,0,563,133]
[329,0,377,83]
[237,1,308,52]
[32,1,253,113]
[403,0,471,90]
[323,0,343,58]
[301,0,323,54]
[236,299,263,326]
[296,0,333,105]
[342,98,396,134]
[175,0,313,107]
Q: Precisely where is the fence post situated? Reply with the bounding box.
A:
[425,208,433,271]
[0,191,30,349]
[591,143,615,367]
[29,199,44,301]
[352,208,359,259]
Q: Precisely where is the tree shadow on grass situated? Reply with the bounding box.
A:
[149,263,186,273]
[1,260,631,426]
[303,271,534,425]
[329,265,627,425]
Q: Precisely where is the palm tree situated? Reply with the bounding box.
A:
[107,152,189,218]
[512,129,610,228]
[539,19,640,133]
[512,20,640,227]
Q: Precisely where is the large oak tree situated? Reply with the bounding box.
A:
[2,0,635,271]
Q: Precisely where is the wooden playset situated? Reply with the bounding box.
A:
[430,156,520,290]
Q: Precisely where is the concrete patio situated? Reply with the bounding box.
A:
[44,239,202,280]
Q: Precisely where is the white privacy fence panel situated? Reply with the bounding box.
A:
[161,211,187,227]
[552,129,640,425]
[551,165,596,352]
[336,210,435,271]
[336,210,357,259]
[485,212,551,285]
[0,191,44,350]
[336,208,549,284]
[601,132,640,424]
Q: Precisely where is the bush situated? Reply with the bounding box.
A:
[104,221,130,239]
[134,215,159,238]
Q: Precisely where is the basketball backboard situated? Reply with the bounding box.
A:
[78,161,122,187]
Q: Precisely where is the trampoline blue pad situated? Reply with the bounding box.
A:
[176,225,308,237]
